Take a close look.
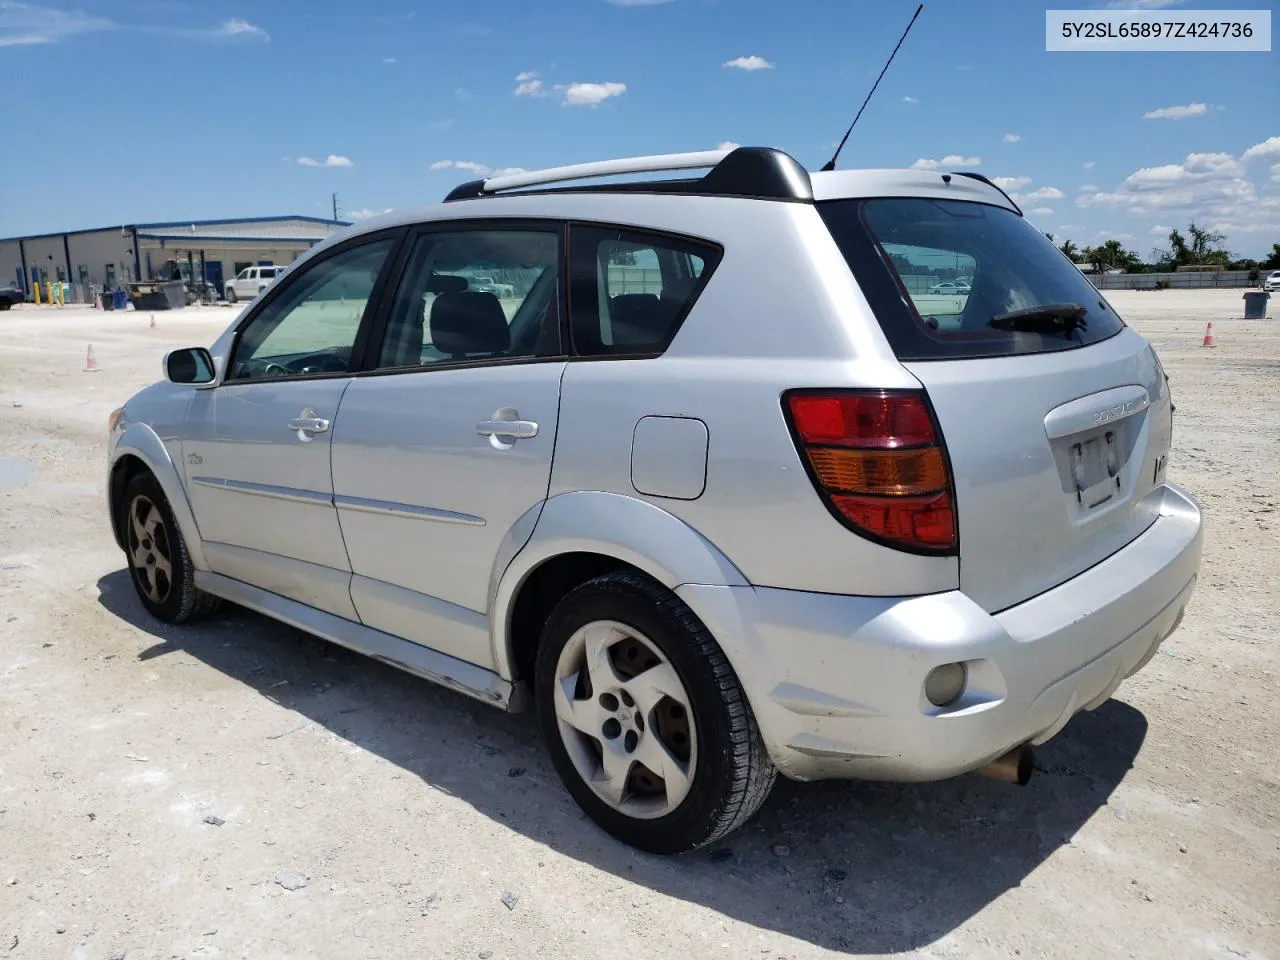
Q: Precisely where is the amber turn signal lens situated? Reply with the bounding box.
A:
[805,446,948,497]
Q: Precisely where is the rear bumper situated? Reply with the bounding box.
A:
[679,483,1202,782]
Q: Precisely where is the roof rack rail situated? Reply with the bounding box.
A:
[443,147,813,203]
[948,171,1023,216]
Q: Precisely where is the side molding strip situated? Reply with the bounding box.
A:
[195,571,521,711]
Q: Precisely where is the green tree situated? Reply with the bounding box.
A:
[1155,222,1231,268]
[1082,240,1141,274]
[1260,243,1280,270]
[1058,238,1079,260]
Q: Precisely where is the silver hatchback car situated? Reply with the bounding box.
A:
[107,147,1202,853]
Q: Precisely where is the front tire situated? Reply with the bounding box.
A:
[225,286,237,303]
[535,572,775,854]
[120,472,220,623]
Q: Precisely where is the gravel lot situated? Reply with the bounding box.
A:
[1,289,1276,960]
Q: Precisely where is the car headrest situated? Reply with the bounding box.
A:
[430,291,510,357]
[426,273,468,294]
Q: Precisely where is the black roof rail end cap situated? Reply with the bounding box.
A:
[702,147,813,201]
[444,179,487,203]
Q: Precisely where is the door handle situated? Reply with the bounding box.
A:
[288,408,331,442]
[476,419,538,439]
[288,417,331,432]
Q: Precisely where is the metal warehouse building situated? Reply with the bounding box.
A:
[1,215,350,302]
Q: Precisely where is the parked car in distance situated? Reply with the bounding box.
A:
[224,265,285,303]
[928,279,971,294]
[106,147,1202,854]
[1264,270,1280,292]
[0,284,25,309]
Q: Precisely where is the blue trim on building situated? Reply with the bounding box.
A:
[136,234,330,244]
[1,214,350,243]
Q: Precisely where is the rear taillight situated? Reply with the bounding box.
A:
[784,389,957,553]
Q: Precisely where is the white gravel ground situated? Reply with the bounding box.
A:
[0,289,1276,960]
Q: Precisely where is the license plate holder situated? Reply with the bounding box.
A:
[1071,429,1122,510]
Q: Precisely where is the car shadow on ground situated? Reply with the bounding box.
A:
[97,570,1147,954]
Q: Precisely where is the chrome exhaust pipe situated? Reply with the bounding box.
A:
[978,745,1034,785]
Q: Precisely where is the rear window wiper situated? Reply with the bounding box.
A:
[989,303,1087,337]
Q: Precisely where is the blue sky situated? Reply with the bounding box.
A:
[2,0,1277,257]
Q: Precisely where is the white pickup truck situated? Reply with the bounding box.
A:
[224,265,286,303]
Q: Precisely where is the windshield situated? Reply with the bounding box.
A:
[819,197,1126,360]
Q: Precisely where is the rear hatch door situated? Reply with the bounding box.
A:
[819,194,1173,612]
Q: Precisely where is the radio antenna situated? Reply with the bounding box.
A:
[821,3,924,172]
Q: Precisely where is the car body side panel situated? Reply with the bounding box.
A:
[488,490,749,681]
[549,357,959,597]
[110,418,209,571]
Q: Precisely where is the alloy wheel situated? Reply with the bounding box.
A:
[552,620,697,819]
[126,494,173,605]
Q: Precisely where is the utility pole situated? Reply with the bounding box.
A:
[331,192,340,222]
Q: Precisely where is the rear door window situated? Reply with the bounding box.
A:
[819,198,1126,360]
[568,226,721,356]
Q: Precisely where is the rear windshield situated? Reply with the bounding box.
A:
[819,197,1125,360]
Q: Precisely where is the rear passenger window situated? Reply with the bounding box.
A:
[374,228,561,369]
[569,226,720,356]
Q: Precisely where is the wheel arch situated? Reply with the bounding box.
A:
[109,423,208,571]
[489,491,748,686]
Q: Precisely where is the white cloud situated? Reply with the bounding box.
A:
[1107,0,1187,7]
[723,55,773,71]
[1002,133,1021,143]
[1151,224,1172,235]
[1241,136,1280,163]
[1057,224,1085,231]
[992,176,1032,190]
[559,81,627,107]
[1123,152,1244,189]
[717,140,740,151]
[297,155,353,168]
[1014,186,1065,202]
[0,2,112,46]
[902,95,918,104]
[346,208,393,220]
[430,160,493,175]
[382,56,397,64]
[1271,163,1280,184]
[514,71,545,97]
[454,88,469,101]
[215,18,268,40]
[911,154,981,170]
[491,167,528,177]
[605,0,674,4]
[1029,207,1054,216]
[1083,160,1096,170]
[1143,102,1211,120]
[1079,183,1098,192]
[1075,149,1280,251]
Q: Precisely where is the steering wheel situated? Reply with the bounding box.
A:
[292,354,347,375]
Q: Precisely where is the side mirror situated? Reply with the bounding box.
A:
[164,347,216,385]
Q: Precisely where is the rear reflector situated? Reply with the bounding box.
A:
[785,390,957,553]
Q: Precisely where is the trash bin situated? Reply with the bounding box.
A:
[1242,290,1270,319]
[100,291,115,311]
[113,289,128,311]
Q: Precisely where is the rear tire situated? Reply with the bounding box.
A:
[120,472,221,624]
[535,571,775,854]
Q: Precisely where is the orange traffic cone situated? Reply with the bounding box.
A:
[1202,322,1216,347]
[84,344,100,372]
[149,313,156,329]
